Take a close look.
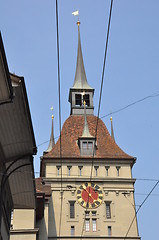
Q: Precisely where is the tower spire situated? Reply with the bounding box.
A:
[68,21,94,116]
[72,22,92,90]
[81,101,93,138]
[110,116,115,141]
[44,110,55,154]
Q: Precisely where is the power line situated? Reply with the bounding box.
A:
[90,0,114,181]
[36,91,159,150]
[123,180,159,239]
[55,0,63,239]
[80,0,114,238]
[101,92,159,119]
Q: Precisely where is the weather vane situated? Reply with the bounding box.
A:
[72,9,80,24]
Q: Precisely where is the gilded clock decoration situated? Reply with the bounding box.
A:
[77,182,103,209]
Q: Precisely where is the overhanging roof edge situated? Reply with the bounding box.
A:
[0,32,13,100]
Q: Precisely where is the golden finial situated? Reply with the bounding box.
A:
[83,100,86,106]
[110,116,112,121]
[50,106,54,119]
[77,21,80,26]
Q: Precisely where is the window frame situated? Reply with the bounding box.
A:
[78,166,83,176]
[105,201,111,219]
[92,218,97,232]
[85,219,90,232]
[69,201,75,219]
[83,94,90,106]
[108,226,112,236]
[94,166,99,177]
[67,166,72,176]
[75,94,82,106]
[105,166,110,176]
[56,166,61,176]
[71,226,75,236]
[116,166,121,176]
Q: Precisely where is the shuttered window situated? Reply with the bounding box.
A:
[106,202,111,219]
[70,201,75,218]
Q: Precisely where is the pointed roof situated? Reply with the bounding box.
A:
[45,115,55,153]
[81,102,94,138]
[110,116,115,141]
[72,22,93,90]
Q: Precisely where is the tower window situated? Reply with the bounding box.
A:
[94,166,99,176]
[71,226,75,236]
[105,166,110,176]
[92,211,96,216]
[69,201,75,218]
[56,166,61,176]
[67,166,72,176]
[83,94,90,106]
[92,219,97,232]
[78,166,83,176]
[116,166,121,176]
[75,94,82,106]
[108,226,112,236]
[83,141,87,149]
[88,142,93,149]
[85,211,90,217]
[105,202,111,219]
[85,219,90,231]
[82,141,93,149]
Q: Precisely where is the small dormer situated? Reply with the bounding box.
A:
[69,21,94,116]
[78,102,96,156]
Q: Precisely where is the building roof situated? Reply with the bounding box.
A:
[36,177,51,196]
[0,32,13,103]
[81,105,93,138]
[44,115,55,154]
[0,73,37,209]
[44,115,134,159]
[35,178,51,220]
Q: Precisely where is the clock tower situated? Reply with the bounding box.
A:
[37,22,141,240]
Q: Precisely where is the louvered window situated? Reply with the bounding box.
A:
[106,202,111,219]
[70,201,75,218]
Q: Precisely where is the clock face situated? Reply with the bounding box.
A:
[77,182,103,209]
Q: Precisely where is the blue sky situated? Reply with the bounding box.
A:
[1,0,159,239]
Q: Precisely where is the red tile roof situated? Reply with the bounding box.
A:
[44,115,134,159]
[35,178,51,196]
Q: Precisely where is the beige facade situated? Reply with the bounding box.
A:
[37,159,140,240]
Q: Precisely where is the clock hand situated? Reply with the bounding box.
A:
[82,186,95,201]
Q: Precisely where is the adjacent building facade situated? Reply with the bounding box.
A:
[0,32,37,240]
